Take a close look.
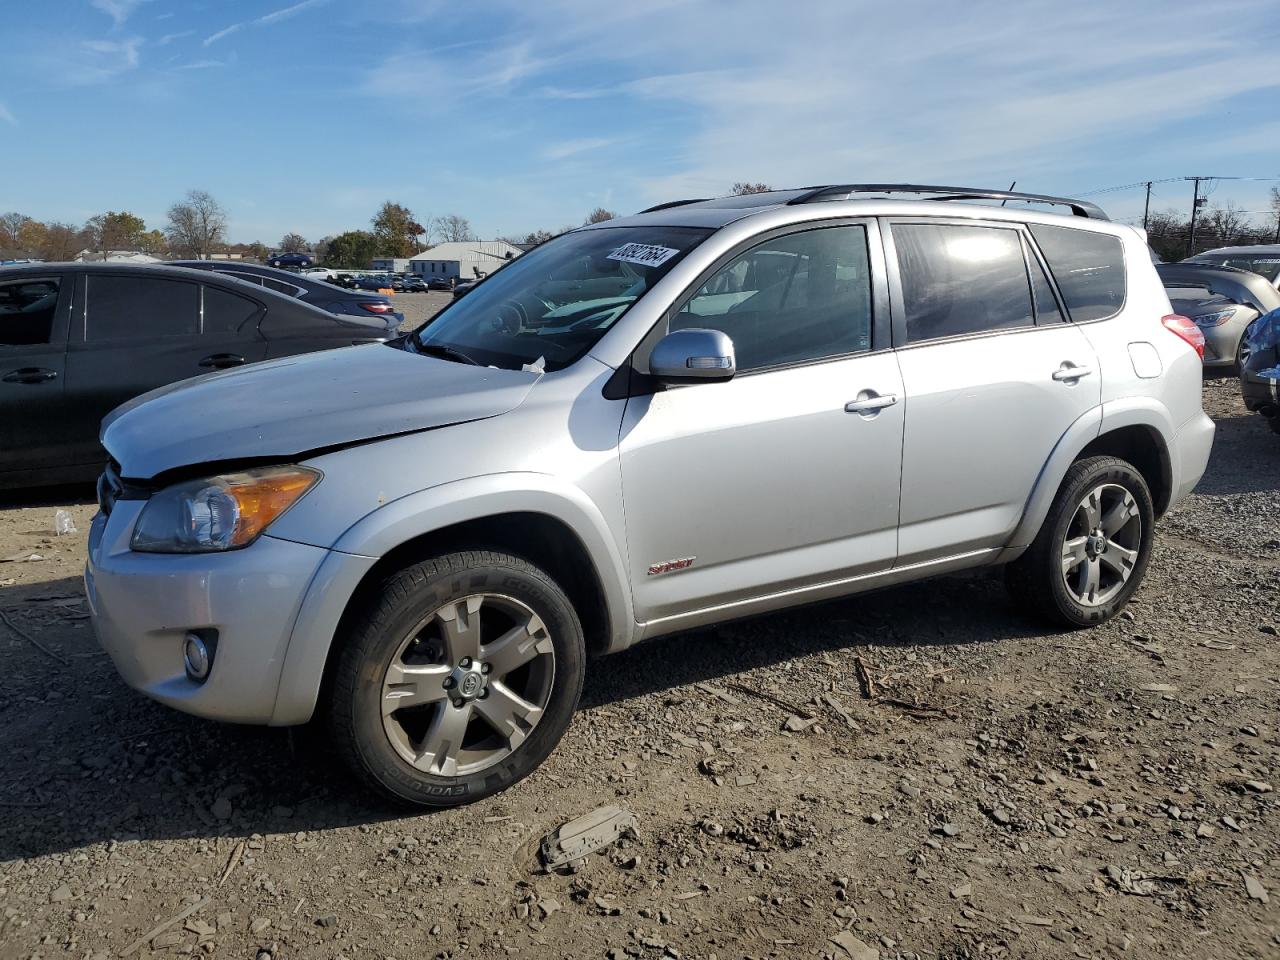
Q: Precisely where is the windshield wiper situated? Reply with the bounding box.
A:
[413,340,480,366]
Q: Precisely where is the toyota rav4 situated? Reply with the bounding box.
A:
[86,184,1215,806]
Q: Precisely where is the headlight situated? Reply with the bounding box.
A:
[1192,308,1236,328]
[131,465,320,553]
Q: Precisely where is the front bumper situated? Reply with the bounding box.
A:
[1240,366,1278,415]
[1199,321,1245,368]
[85,502,332,724]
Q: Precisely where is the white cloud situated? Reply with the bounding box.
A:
[73,36,144,81]
[157,29,194,46]
[541,137,621,161]
[0,102,16,126]
[258,0,329,26]
[203,23,243,47]
[365,0,1280,207]
[90,0,151,27]
[204,0,331,46]
[179,59,225,70]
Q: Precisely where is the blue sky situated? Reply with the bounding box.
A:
[2,0,1279,245]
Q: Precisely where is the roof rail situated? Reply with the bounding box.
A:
[786,184,1108,220]
[636,198,713,214]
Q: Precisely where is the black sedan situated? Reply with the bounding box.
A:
[401,276,428,292]
[427,276,453,291]
[0,263,393,491]
[168,260,404,326]
[268,252,313,268]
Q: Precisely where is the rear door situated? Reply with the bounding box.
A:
[64,273,267,466]
[886,219,1101,564]
[0,273,74,480]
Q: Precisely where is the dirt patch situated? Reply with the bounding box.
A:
[0,378,1276,960]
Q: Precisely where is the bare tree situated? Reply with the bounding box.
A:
[583,207,616,225]
[279,232,308,253]
[433,214,476,243]
[0,212,31,252]
[1271,187,1280,242]
[166,189,228,259]
[730,182,772,195]
[1202,202,1248,242]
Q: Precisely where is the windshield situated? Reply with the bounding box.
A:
[410,225,712,371]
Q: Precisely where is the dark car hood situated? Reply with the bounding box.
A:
[102,342,540,480]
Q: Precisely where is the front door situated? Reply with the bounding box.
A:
[885,219,1102,563]
[619,222,904,625]
[0,273,74,483]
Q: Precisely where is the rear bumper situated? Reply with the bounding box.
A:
[1168,411,1215,508]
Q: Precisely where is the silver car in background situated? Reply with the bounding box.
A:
[86,184,1214,807]
[1157,261,1280,369]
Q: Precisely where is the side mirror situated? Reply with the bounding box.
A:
[649,328,736,384]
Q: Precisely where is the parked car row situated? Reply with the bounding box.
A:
[0,263,396,490]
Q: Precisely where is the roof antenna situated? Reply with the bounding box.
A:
[1000,181,1016,207]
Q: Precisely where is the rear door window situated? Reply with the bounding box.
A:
[0,278,61,346]
[1029,224,1126,322]
[1220,257,1280,283]
[86,276,199,341]
[202,285,262,334]
[893,223,1034,343]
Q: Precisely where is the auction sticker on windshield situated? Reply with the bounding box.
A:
[607,242,680,268]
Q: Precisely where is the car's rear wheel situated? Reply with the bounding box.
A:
[328,550,585,807]
[1006,456,1154,628]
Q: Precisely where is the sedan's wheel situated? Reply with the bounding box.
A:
[1006,456,1154,628]
[329,551,585,807]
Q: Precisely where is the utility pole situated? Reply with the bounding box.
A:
[1142,181,1152,230]
[1186,177,1209,257]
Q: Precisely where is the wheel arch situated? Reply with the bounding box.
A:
[1001,401,1176,561]
[269,475,634,726]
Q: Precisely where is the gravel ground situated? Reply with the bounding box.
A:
[0,377,1277,960]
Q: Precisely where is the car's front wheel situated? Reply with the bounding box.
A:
[328,551,585,807]
[1006,456,1154,628]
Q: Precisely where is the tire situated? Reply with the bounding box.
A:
[328,550,585,807]
[1006,456,1154,628]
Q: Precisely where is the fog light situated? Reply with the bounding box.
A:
[183,633,211,682]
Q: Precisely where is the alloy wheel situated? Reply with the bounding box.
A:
[1060,482,1142,607]
[380,594,556,777]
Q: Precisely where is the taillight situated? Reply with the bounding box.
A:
[360,302,394,315]
[1162,314,1205,359]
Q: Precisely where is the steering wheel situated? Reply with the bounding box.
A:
[492,299,530,333]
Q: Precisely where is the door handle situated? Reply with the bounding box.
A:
[199,353,246,369]
[2,367,58,384]
[845,392,899,415]
[1052,363,1094,382]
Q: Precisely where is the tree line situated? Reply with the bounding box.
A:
[1,183,768,268]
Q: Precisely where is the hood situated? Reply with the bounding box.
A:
[102,342,540,479]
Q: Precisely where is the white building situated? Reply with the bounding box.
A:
[409,241,523,281]
[370,257,412,273]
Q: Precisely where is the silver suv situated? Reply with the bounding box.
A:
[86,184,1215,806]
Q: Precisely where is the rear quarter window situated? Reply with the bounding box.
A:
[1030,224,1126,322]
